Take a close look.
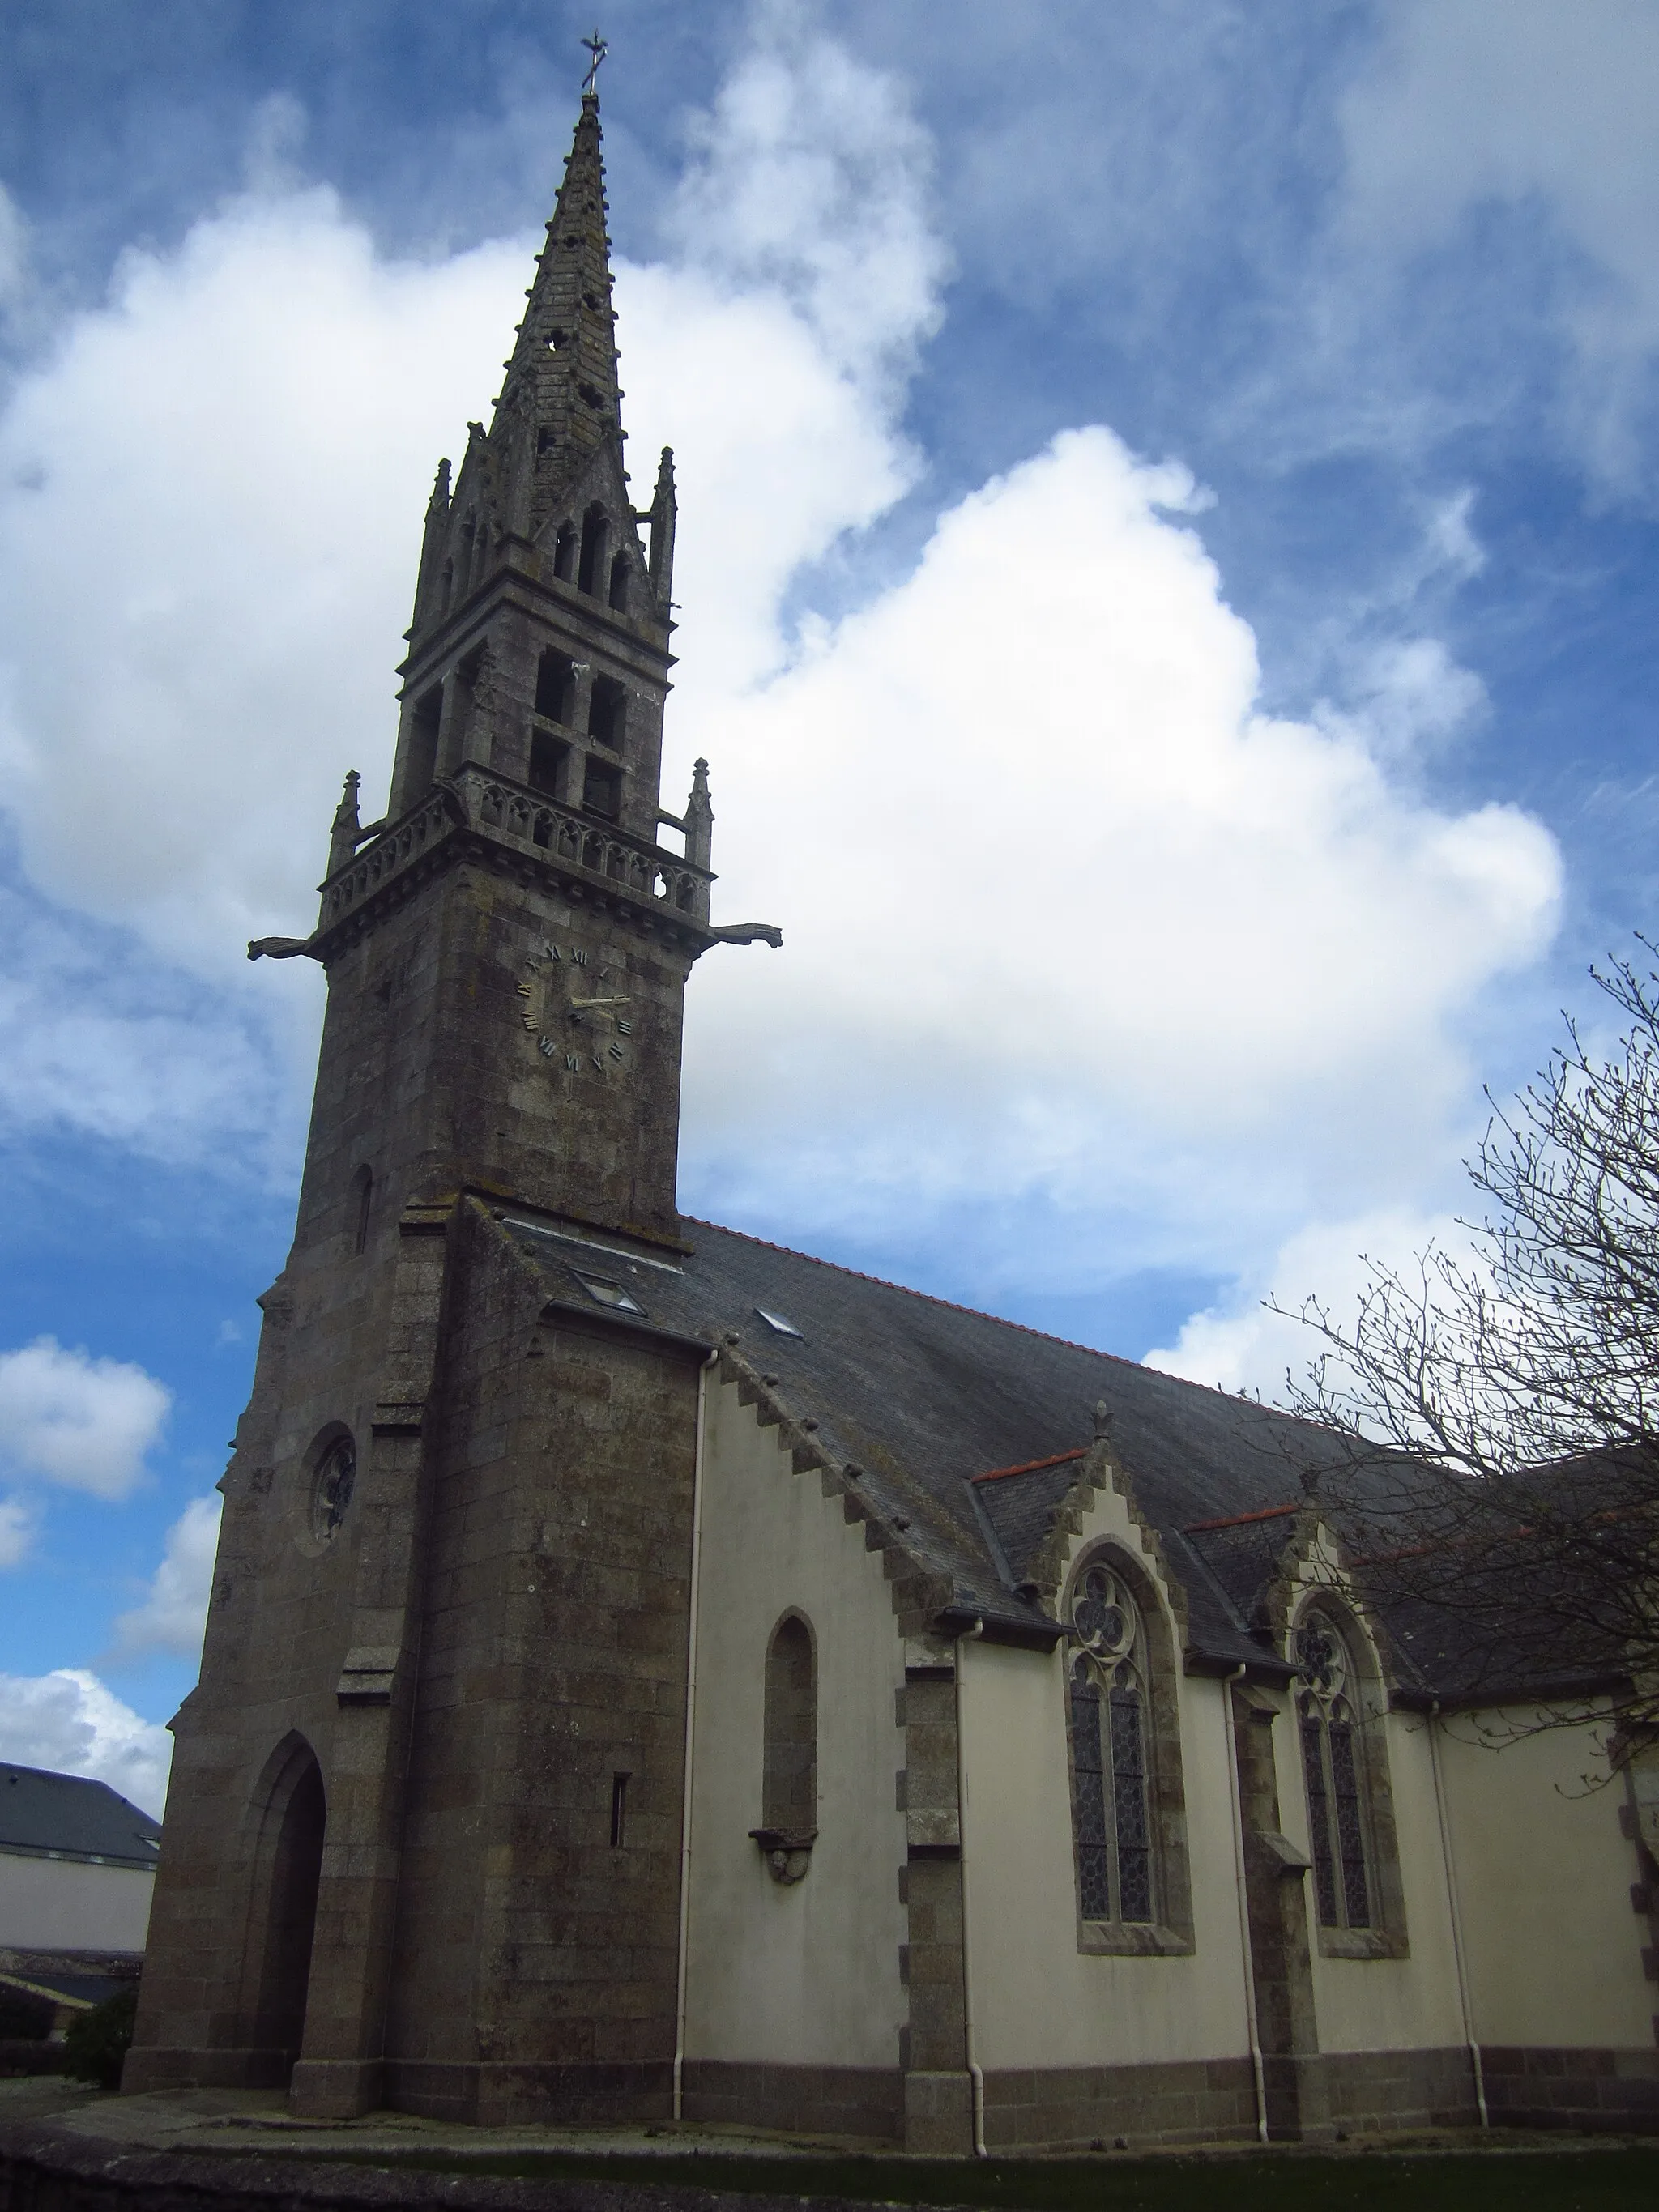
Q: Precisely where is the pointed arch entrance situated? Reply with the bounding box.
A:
[245,1736,327,2084]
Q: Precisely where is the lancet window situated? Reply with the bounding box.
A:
[762,1613,817,1836]
[1066,1556,1155,1925]
[1294,1608,1372,1931]
[578,505,608,595]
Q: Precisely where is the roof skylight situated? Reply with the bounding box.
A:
[572,1271,646,1315]
[755,1306,803,1338]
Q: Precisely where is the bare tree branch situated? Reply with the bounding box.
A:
[1269,943,1659,1745]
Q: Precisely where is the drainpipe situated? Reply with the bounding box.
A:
[953,1617,987,2157]
[672,1348,719,2122]
[1221,1664,1269,2145]
[1427,1699,1488,2128]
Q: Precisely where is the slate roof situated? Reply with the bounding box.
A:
[0,1766,162,1869]
[501,1210,1390,1677]
[497,1210,1633,1704]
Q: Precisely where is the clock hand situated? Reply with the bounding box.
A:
[569,995,631,1009]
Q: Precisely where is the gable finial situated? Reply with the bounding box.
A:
[1093,1397,1113,1443]
[581,27,608,98]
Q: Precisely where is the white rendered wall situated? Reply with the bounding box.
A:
[1274,1542,1465,2055]
[0,1854,154,1950]
[1437,1711,1652,2049]
[959,1481,1252,2071]
[683,1378,907,2070]
[1281,1703,1465,2054]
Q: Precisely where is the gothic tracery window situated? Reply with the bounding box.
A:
[1067,1558,1155,1924]
[1295,1609,1372,1931]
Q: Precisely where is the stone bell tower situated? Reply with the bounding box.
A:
[127,76,776,2125]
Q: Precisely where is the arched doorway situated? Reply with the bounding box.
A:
[247,1741,326,2083]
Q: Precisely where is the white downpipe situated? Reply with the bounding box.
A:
[1221,1664,1269,2145]
[1427,1700,1488,2128]
[953,1620,987,2158]
[672,1348,719,2122]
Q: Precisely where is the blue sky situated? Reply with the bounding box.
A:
[1,0,1656,1812]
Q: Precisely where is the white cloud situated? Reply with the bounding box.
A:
[1145,1207,1463,1401]
[674,425,1559,1260]
[0,15,1566,1329]
[0,181,28,311]
[0,191,526,980]
[0,874,297,1164]
[666,13,948,399]
[1339,0,1659,480]
[0,1495,36,1568]
[0,1337,170,1502]
[109,1494,221,1660]
[0,1667,171,1818]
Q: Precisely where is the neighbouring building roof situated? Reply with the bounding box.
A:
[0,1766,162,1871]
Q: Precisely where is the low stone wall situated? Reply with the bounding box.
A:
[680,2061,902,2146]
[0,2125,894,2212]
[1318,2045,1478,2135]
[981,2056,1258,2148]
[1480,2045,1659,2132]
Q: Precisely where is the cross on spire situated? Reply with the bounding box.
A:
[581,28,608,97]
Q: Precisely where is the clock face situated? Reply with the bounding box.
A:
[518,941,634,1075]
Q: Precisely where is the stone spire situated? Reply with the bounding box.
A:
[491,88,625,539]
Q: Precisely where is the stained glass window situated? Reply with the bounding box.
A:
[1295,1610,1373,1932]
[1067,1560,1156,1925]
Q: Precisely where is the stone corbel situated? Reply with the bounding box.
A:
[749,1826,817,1883]
[335,1646,400,1707]
[1256,1830,1311,1877]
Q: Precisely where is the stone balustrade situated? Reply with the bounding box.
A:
[318,765,711,939]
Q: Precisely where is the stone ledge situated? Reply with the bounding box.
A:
[0,2120,887,2212]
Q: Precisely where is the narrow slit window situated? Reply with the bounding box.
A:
[610,1771,629,1848]
[350,1164,373,1256]
[608,552,630,612]
[762,1614,817,1838]
[529,731,569,798]
[587,675,627,751]
[535,648,574,725]
[578,505,608,595]
[403,685,442,801]
[553,523,577,582]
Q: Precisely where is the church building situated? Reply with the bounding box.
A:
[126,82,1659,2149]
